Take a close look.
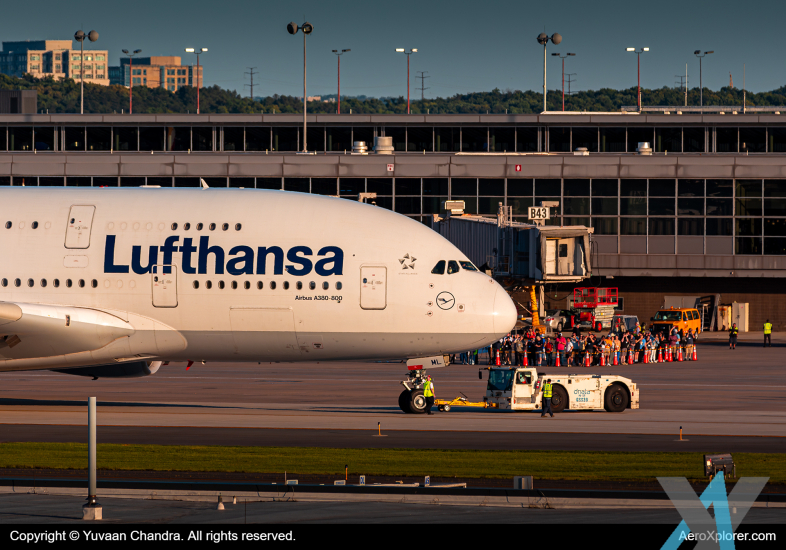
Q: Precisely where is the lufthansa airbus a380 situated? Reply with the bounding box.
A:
[0,187,517,410]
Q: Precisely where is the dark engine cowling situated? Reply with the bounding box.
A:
[52,361,162,379]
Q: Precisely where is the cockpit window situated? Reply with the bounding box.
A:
[447,261,460,274]
[431,260,445,275]
[460,261,478,272]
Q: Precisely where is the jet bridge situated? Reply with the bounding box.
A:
[429,205,594,325]
[430,210,593,285]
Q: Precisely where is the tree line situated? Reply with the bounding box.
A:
[2,73,785,114]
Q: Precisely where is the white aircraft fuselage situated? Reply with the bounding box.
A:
[0,188,517,373]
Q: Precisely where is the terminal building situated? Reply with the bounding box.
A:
[1,112,786,329]
[0,40,109,86]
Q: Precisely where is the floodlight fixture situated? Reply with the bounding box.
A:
[694,50,714,106]
[184,47,208,114]
[537,32,563,112]
[287,22,316,150]
[122,48,142,114]
[74,29,98,114]
[396,49,418,113]
[627,48,650,111]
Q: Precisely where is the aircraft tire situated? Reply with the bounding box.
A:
[604,383,629,413]
[408,389,428,414]
[399,390,412,413]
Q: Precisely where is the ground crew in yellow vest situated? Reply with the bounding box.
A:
[541,378,554,418]
[423,375,436,415]
[729,323,738,350]
[764,320,773,348]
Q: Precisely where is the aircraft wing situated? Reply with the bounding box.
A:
[0,301,186,373]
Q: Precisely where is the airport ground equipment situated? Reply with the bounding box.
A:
[481,366,639,413]
[571,287,618,332]
[434,393,493,412]
[704,453,736,480]
[399,355,450,414]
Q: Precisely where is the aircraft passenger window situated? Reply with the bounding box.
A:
[231,281,238,289]
[309,281,316,290]
[322,281,329,290]
[218,281,225,289]
[40,279,47,288]
[209,223,216,231]
[193,281,199,289]
[1,278,7,287]
[336,282,342,290]
[283,281,290,290]
[257,281,263,289]
[206,281,212,289]
[53,279,59,288]
[78,280,85,288]
[447,261,460,274]
[184,223,191,231]
[270,281,276,290]
[91,279,97,288]
[197,223,203,230]
[244,281,250,290]
[4,222,10,229]
[222,223,229,231]
[27,279,34,287]
[459,261,478,272]
[66,279,72,288]
[171,223,178,230]
[14,279,21,287]
[235,223,242,231]
[32,221,39,229]
[431,260,446,275]
[296,281,303,290]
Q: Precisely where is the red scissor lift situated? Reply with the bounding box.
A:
[571,287,619,332]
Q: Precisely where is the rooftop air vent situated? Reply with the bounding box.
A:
[636,142,652,155]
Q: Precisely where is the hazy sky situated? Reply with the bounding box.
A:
[2,0,784,98]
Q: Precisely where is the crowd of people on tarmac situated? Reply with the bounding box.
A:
[453,322,699,367]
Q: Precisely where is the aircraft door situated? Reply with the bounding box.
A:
[360,266,387,310]
[152,265,178,308]
[545,240,556,275]
[64,205,96,249]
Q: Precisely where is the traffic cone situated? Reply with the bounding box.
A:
[657,349,663,363]
[584,352,590,367]
[677,347,683,362]
[666,347,672,362]
[522,353,528,366]
[495,351,500,366]
[628,349,634,365]
[600,353,606,366]
[692,346,697,361]
[612,352,618,366]
[643,350,649,364]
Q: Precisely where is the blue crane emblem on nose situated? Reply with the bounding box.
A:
[436,292,455,310]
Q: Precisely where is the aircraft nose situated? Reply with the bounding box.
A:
[493,286,517,336]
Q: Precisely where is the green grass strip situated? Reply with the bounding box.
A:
[0,443,784,482]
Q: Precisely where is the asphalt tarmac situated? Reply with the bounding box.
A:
[0,340,784,451]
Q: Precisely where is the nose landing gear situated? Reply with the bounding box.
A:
[399,370,429,414]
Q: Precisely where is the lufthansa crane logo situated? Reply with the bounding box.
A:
[436,291,455,310]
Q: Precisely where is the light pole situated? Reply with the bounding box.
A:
[184,48,207,114]
[694,50,713,107]
[395,48,417,114]
[74,29,98,114]
[551,52,575,111]
[537,33,562,113]
[121,49,142,114]
[288,22,314,152]
[332,49,350,114]
[626,47,649,112]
